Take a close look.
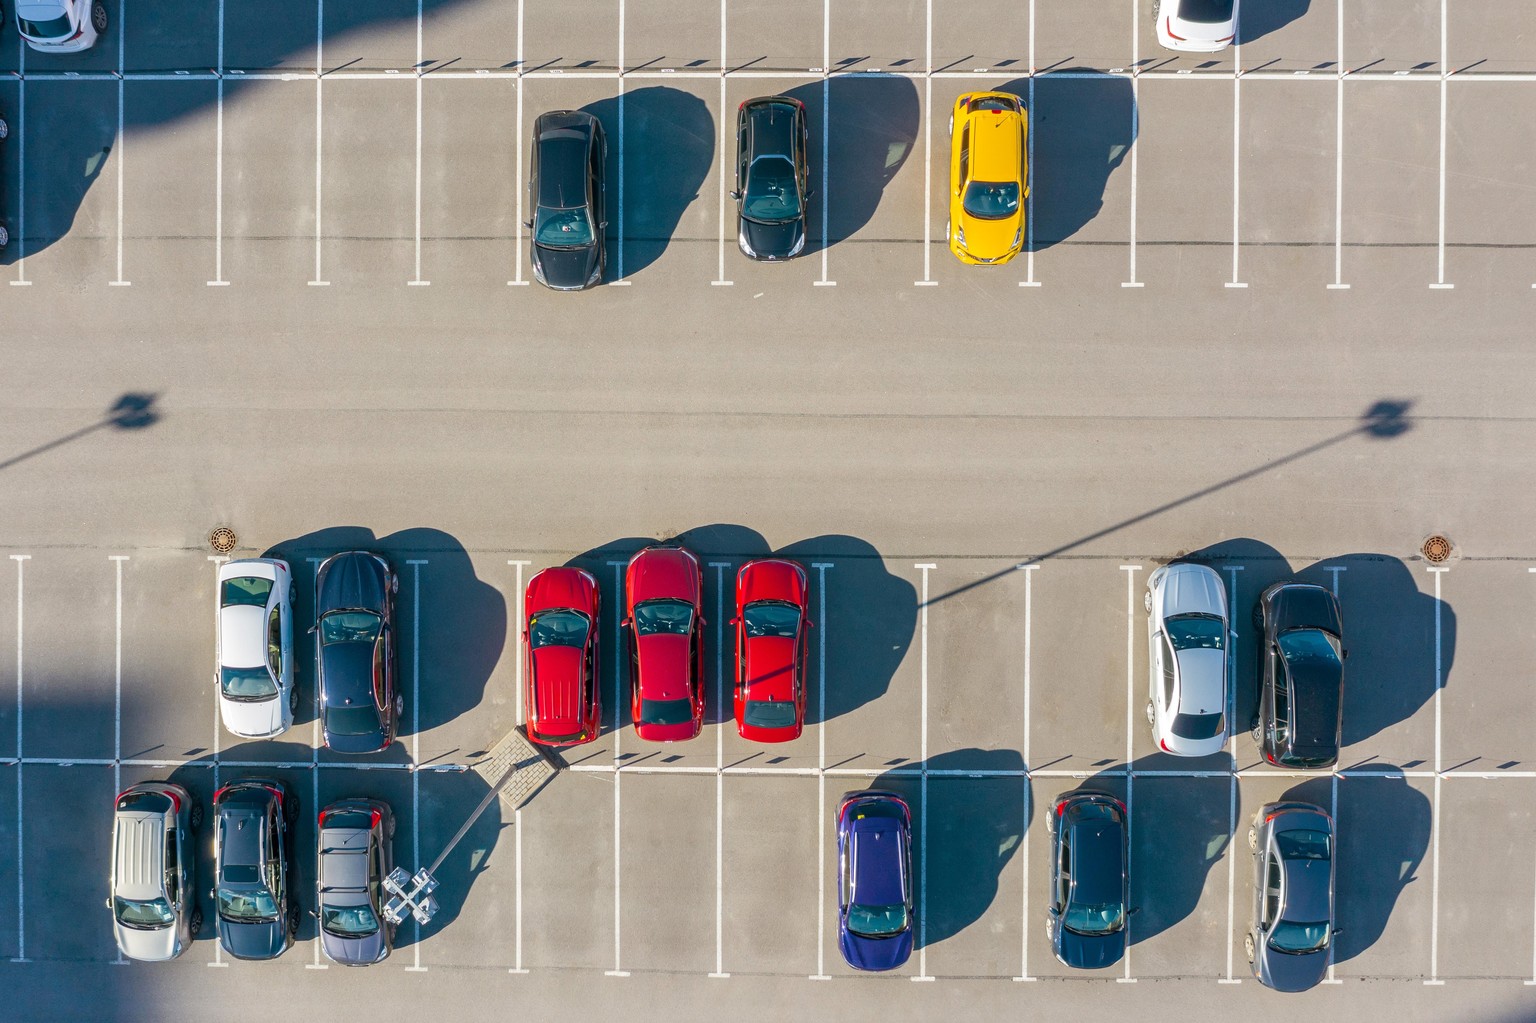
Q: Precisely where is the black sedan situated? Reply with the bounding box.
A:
[1252,582,1345,769]
[528,110,606,290]
[211,779,297,961]
[732,96,810,261]
[1046,790,1131,969]
[314,551,401,754]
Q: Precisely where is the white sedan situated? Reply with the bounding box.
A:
[1154,0,1238,53]
[1145,562,1231,757]
[14,0,107,54]
[217,558,296,738]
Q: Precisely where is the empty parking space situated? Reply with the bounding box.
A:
[1237,78,1337,284]
[922,776,1027,978]
[1437,779,1536,979]
[420,79,518,286]
[117,553,213,766]
[1331,771,1434,978]
[318,79,416,283]
[1439,564,1533,771]
[927,562,1027,768]
[727,0,821,73]
[821,560,920,772]
[524,0,617,71]
[1346,0,1441,72]
[1341,81,1440,286]
[1033,0,1129,73]
[618,773,714,973]
[833,0,925,74]
[423,0,519,72]
[19,81,119,282]
[122,83,217,285]
[1136,78,1233,287]
[22,556,118,760]
[932,0,1028,74]
[721,774,817,975]
[1445,83,1536,289]
[23,765,116,962]
[616,79,720,285]
[1129,775,1232,977]
[123,1,218,72]
[1449,3,1536,73]
[1239,0,1340,74]
[322,0,421,72]
[520,771,614,971]
[221,80,316,283]
[626,0,720,72]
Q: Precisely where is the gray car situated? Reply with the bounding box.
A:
[1246,801,1337,992]
[212,778,298,961]
[317,798,397,966]
[108,781,201,961]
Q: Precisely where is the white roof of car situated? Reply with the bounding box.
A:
[219,604,267,668]
[1175,648,1226,714]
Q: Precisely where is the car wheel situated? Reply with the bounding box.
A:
[1244,933,1255,963]
[390,573,400,595]
[189,800,204,831]
[1247,826,1257,851]
[387,814,397,840]
[289,686,300,714]
[0,224,9,249]
[190,909,203,936]
[1250,722,1262,745]
[1251,604,1263,629]
[288,907,301,936]
[0,119,9,139]
[395,692,405,720]
[1144,701,1155,726]
[92,0,108,33]
[1143,589,1153,613]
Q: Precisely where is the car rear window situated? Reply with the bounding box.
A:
[1171,712,1224,740]
[321,809,373,831]
[969,96,1018,113]
[18,15,73,38]
[116,790,171,815]
[638,698,693,726]
[326,705,383,736]
[1178,0,1235,23]
[743,700,797,730]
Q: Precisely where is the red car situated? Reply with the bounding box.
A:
[624,544,705,742]
[732,558,811,742]
[523,567,601,746]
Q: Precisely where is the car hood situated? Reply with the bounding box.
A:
[527,569,596,615]
[628,548,700,603]
[1056,926,1125,970]
[956,210,1021,260]
[220,693,287,738]
[317,554,387,614]
[839,925,913,972]
[321,927,389,966]
[1259,944,1328,992]
[1160,565,1226,617]
[115,921,180,962]
[741,216,804,260]
[738,560,806,605]
[636,634,691,700]
[218,915,288,960]
[533,243,600,289]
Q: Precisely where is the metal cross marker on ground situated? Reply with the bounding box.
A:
[383,726,559,929]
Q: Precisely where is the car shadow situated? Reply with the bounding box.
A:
[1004,70,1135,248]
[782,74,919,254]
[1328,765,1430,963]
[1239,0,1312,45]
[869,748,1027,950]
[405,765,504,948]
[262,525,505,739]
[581,87,714,279]
[1297,555,1453,754]
[1123,754,1235,945]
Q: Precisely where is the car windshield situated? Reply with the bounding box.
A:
[1278,628,1342,668]
[1268,919,1330,954]
[1064,900,1125,937]
[846,903,908,938]
[222,576,273,608]
[221,665,277,701]
[529,609,590,649]
[1178,0,1236,23]
[633,598,693,636]
[18,15,73,38]
[743,600,800,638]
[1165,612,1225,651]
[743,157,801,222]
[1171,711,1224,740]
[217,887,279,922]
[534,206,594,248]
[326,705,383,737]
[743,700,797,730]
[638,698,693,726]
[319,610,381,646]
[321,904,381,938]
[962,181,1020,220]
[114,896,175,929]
[1276,829,1331,861]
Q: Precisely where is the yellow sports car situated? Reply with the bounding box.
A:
[947,92,1028,265]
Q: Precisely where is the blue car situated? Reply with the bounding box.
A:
[1046,790,1131,969]
[836,789,914,971]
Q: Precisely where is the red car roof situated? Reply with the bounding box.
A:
[530,646,584,735]
[636,633,691,700]
[743,635,796,704]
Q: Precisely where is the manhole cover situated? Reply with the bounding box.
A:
[209,527,238,554]
[1421,534,1452,563]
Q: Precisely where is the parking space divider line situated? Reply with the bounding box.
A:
[406,560,429,972]
[509,0,528,286]
[606,560,625,976]
[1119,565,1140,983]
[915,564,935,981]
[711,1,731,289]
[1122,0,1140,290]
[109,1,128,287]
[409,0,429,287]
[1227,44,1244,289]
[1331,0,1347,290]
[709,561,730,978]
[1323,568,1347,984]
[208,0,227,286]
[209,555,228,966]
[1221,566,1242,983]
[1015,564,1037,981]
[816,0,833,288]
[916,0,932,288]
[9,40,28,286]
[309,0,328,286]
[612,0,626,287]
[811,562,832,981]
[109,555,129,965]
[10,555,28,962]
[1426,566,1447,984]
[1431,0,1450,290]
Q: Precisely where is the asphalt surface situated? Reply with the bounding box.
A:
[3,1,1536,1021]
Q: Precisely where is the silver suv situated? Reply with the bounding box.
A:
[108,781,202,961]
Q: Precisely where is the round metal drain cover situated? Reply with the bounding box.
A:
[1421,534,1452,563]
[209,527,238,554]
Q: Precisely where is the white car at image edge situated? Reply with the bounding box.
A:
[1145,562,1232,758]
[14,0,108,54]
[217,558,296,738]
[1154,0,1238,53]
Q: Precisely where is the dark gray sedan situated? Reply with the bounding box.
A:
[1046,790,1131,969]
[1246,801,1336,991]
[211,779,297,961]
[314,551,401,754]
[732,96,810,261]
[317,798,396,966]
[528,110,606,290]
[1252,582,1346,769]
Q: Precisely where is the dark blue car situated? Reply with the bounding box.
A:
[836,790,913,971]
[1047,790,1131,969]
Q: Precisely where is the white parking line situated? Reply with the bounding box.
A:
[209,554,228,967]
[209,0,228,286]
[409,0,428,286]
[109,555,127,965]
[9,40,29,286]
[1226,46,1246,289]
[1323,566,1345,984]
[915,0,934,287]
[1015,564,1037,982]
[816,0,834,288]
[914,563,935,982]
[606,560,627,976]
[109,0,129,287]
[10,555,28,962]
[508,558,531,975]
[510,807,527,973]
[407,559,429,972]
[509,561,530,726]
[612,0,627,287]
[712,1,731,288]
[1119,564,1140,983]
[1220,565,1242,984]
[1426,565,1447,984]
[1122,0,1142,289]
[1329,1,1349,290]
[309,0,328,285]
[509,0,528,286]
[810,562,832,981]
[709,561,730,978]
[1429,0,1453,289]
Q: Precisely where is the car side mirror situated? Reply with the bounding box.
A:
[104,897,113,910]
[729,190,741,200]
[309,909,318,919]
[307,625,317,635]
[806,188,816,199]
[1343,649,1350,660]
[1332,927,1343,936]
[599,221,608,229]
[208,888,217,900]
[523,219,533,230]
[620,617,632,628]
[1129,906,1141,916]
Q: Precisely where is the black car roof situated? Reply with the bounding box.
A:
[746,100,799,159]
[1068,820,1124,905]
[219,806,267,870]
[1283,656,1342,751]
[537,132,591,210]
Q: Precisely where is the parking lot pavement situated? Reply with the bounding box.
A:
[117,553,216,766]
[1332,771,1434,979]
[618,773,716,974]
[1129,775,1233,978]
[18,80,120,282]
[424,0,519,72]
[1446,82,1536,290]
[521,770,615,972]
[1346,0,1441,74]
[1236,78,1338,285]
[319,79,417,284]
[1343,80,1441,284]
[626,0,720,73]
[931,0,1029,73]
[220,80,316,283]
[722,774,819,977]
[0,766,17,959]
[1440,563,1535,772]
[1135,78,1234,289]
[1239,0,1338,74]
[421,78,519,287]
[22,764,117,963]
[1437,778,1536,981]
[926,562,1029,769]
[21,555,120,761]
[121,82,218,287]
[524,0,617,71]
[1033,0,1131,73]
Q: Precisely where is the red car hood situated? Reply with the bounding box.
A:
[636,633,691,700]
[527,568,596,615]
[530,646,583,733]
[737,559,806,606]
[628,548,700,604]
[743,636,796,702]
